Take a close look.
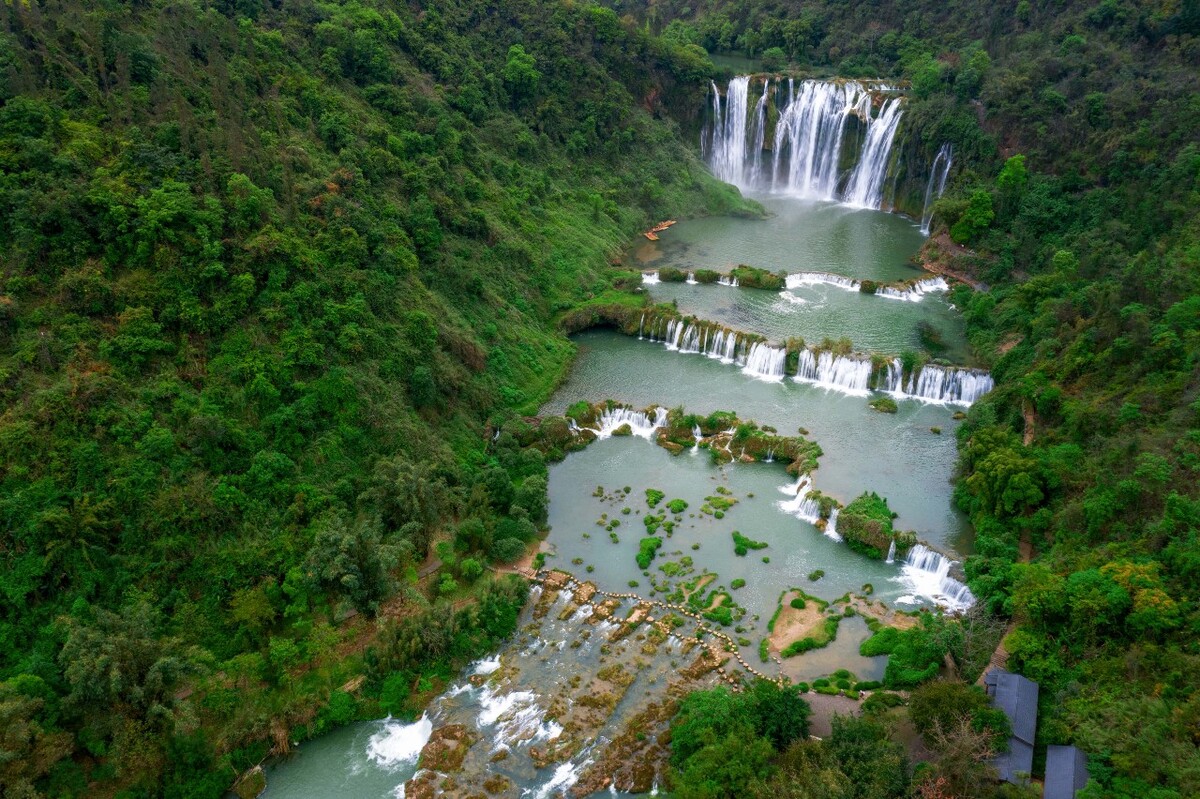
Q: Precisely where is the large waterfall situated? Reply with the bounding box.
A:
[920,143,954,234]
[705,77,904,210]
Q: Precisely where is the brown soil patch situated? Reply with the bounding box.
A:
[844,596,920,631]
[680,573,715,602]
[766,592,827,652]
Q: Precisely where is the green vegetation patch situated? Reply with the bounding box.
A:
[730,264,787,290]
[645,488,666,508]
[731,530,768,556]
[868,396,899,414]
[781,616,842,658]
[636,537,664,570]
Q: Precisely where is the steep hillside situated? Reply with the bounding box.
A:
[0,0,752,794]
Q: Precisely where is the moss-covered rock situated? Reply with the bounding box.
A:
[730,264,787,290]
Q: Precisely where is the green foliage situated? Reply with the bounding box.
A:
[868,396,898,414]
[636,536,663,569]
[950,189,994,243]
[668,680,812,796]
[646,488,666,508]
[907,680,1011,746]
[731,530,768,556]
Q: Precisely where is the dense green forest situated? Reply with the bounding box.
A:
[3,0,1199,796]
[0,0,749,795]
[608,1,1200,797]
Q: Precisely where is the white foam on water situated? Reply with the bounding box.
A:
[366,714,433,770]
[471,655,502,676]
[530,758,592,798]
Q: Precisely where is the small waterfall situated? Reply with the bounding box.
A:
[637,313,645,339]
[826,507,841,541]
[885,540,896,565]
[843,97,905,209]
[705,329,740,363]
[902,364,995,406]
[366,714,434,768]
[876,357,904,393]
[591,407,667,439]
[874,276,950,301]
[717,274,739,287]
[794,350,873,395]
[899,544,975,611]
[785,272,861,292]
[691,424,702,454]
[920,143,954,235]
[741,342,787,382]
[686,271,697,284]
[708,77,751,187]
[778,475,822,523]
[779,476,841,541]
[641,271,660,285]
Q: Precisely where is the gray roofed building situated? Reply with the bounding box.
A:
[1045,745,1090,799]
[984,669,1039,784]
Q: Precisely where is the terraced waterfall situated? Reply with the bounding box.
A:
[265,76,983,797]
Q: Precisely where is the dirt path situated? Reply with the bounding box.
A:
[805,692,864,739]
[919,233,989,291]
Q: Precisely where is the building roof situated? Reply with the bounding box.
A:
[984,668,1039,745]
[1045,745,1090,799]
[993,738,1034,784]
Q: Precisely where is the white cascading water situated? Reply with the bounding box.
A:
[741,342,787,381]
[899,544,975,612]
[874,276,950,301]
[366,714,434,769]
[708,77,751,186]
[691,424,702,454]
[706,77,904,208]
[706,329,740,363]
[826,507,841,541]
[591,407,667,439]
[920,143,954,235]
[794,349,873,395]
[772,80,861,199]
[641,271,660,285]
[903,364,995,405]
[786,272,861,292]
[885,540,896,564]
[778,476,840,541]
[748,78,770,180]
[686,272,697,284]
[842,97,905,209]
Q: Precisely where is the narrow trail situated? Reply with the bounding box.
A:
[975,531,1033,685]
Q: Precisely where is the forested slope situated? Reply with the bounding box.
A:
[0,1,747,795]
[612,1,1200,796]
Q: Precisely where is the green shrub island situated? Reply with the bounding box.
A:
[731,530,769,556]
